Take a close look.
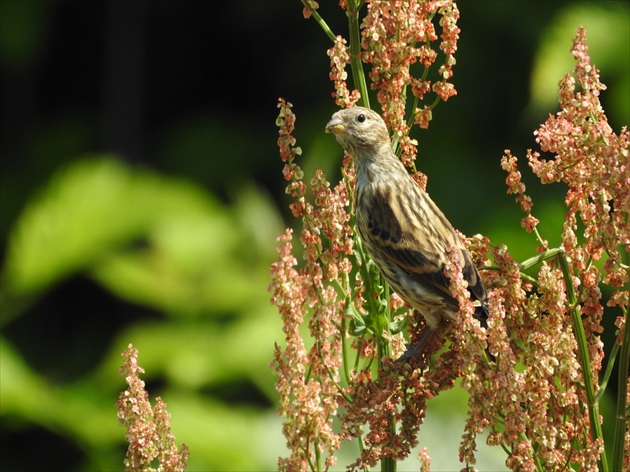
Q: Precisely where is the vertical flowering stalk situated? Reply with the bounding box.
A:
[270,99,355,470]
[117,344,189,472]
[501,27,629,471]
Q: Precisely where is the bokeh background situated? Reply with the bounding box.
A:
[1,1,628,470]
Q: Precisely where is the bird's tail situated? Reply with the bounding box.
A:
[473,300,489,329]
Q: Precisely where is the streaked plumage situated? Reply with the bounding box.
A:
[326,107,488,358]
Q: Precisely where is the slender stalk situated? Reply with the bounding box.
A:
[557,251,608,472]
[340,290,352,385]
[304,432,316,471]
[301,0,337,43]
[531,225,549,250]
[380,456,395,472]
[612,305,629,472]
[314,438,322,471]
[378,288,397,472]
[596,341,620,402]
[518,248,564,271]
[346,0,370,108]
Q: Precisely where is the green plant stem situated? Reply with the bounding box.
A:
[313,437,322,471]
[596,341,620,402]
[518,248,564,271]
[531,225,548,249]
[381,456,395,472]
[340,290,352,385]
[612,305,629,472]
[346,0,370,108]
[303,432,316,471]
[376,303,396,472]
[557,251,608,472]
[522,433,544,471]
[301,0,337,43]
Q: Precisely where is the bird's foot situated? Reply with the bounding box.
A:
[395,326,437,365]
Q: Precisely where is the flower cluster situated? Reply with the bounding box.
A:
[442,235,608,471]
[328,36,361,108]
[116,344,189,472]
[361,0,460,167]
[270,99,355,470]
[530,27,629,294]
[501,151,542,237]
[496,27,628,470]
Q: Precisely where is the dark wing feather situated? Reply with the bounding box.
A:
[362,200,459,310]
[384,244,460,312]
[362,182,487,312]
[460,249,488,303]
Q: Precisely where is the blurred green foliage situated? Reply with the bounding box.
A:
[0,1,627,470]
[1,157,285,470]
[530,2,630,124]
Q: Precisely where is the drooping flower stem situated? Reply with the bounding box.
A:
[557,252,608,472]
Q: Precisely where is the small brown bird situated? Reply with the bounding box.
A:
[326,107,488,360]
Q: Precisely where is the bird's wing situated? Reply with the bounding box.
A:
[385,243,460,311]
[361,183,487,311]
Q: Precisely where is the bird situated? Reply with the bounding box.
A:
[325,106,489,361]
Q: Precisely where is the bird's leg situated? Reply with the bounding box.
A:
[396,324,438,364]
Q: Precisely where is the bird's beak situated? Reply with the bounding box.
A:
[325,116,345,134]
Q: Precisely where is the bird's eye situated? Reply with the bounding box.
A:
[357,114,366,123]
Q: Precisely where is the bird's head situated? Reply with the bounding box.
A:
[325,107,391,158]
